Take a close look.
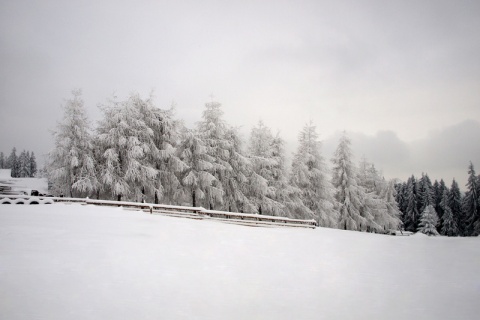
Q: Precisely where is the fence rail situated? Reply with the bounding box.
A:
[0,194,317,229]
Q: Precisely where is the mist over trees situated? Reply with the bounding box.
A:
[45,90,480,235]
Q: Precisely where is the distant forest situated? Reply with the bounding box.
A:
[43,90,480,236]
[0,148,37,178]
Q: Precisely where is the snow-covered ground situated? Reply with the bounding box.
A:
[1,204,479,320]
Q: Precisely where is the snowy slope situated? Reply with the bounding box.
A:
[1,204,479,320]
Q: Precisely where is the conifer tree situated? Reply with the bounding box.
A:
[290,123,337,226]
[404,176,420,232]
[247,121,284,215]
[418,205,439,236]
[196,99,230,209]
[441,189,458,236]
[331,132,369,231]
[418,173,435,213]
[434,179,447,230]
[18,150,30,178]
[7,147,19,177]
[29,152,37,177]
[462,162,480,236]
[221,127,254,212]
[49,89,98,197]
[379,180,402,231]
[357,157,399,231]
[97,93,159,201]
[142,100,186,204]
[177,128,217,207]
[0,152,5,169]
[448,179,464,235]
[395,182,408,222]
[270,133,306,218]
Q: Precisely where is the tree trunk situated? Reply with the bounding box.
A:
[192,190,196,207]
[154,192,158,204]
[117,194,122,202]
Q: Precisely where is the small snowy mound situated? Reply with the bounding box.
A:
[13,198,26,204]
[0,197,12,204]
[40,198,54,204]
[27,197,41,205]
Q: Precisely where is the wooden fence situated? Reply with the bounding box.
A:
[0,195,317,229]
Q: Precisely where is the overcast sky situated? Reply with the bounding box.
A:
[1,0,479,188]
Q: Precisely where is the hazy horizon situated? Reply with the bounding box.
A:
[1,0,479,187]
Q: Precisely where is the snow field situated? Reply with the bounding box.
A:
[1,204,479,320]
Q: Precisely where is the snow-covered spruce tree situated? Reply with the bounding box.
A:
[177,127,217,208]
[290,123,337,225]
[418,205,439,236]
[395,181,409,223]
[196,99,229,209]
[139,98,186,204]
[18,150,30,178]
[0,152,4,169]
[7,147,19,177]
[357,157,399,232]
[48,89,98,197]
[331,132,370,231]
[404,176,420,232]
[448,179,464,235]
[462,162,480,236]
[434,179,447,230]
[440,189,458,236]
[221,127,255,213]
[247,121,284,215]
[379,180,402,231]
[418,173,435,214]
[29,152,37,177]
[270,133,307,218]
[97,93,159,202]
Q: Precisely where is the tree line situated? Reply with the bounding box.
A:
[47,89,479,235]
[395,163,480,237]
[0,148,37,178]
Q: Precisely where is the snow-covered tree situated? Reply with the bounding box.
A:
[143,100,186,204]
[0,152,5,169]
[177,128,217,207]
[462,162,480,236]
[97,93,160,201]
[404,176,420,232]
[247,121,284,215]
[379,180,402,231]
[48,90,98,197]
[418,173,435,213]
[7,147,19,177]
[290,123,337,225]
[448,179,464,235]
[221,127,254,212]
[331,132,370,231]
[433,179,447,230]
[20,150,31,177]
[440,189,458,236]
[357,157,400,232]
[270,133,306,218]
[29,152,37,177]
[418,205,439,236]
[195,99,230,209]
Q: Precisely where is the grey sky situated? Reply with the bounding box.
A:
[1,0,479,187]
